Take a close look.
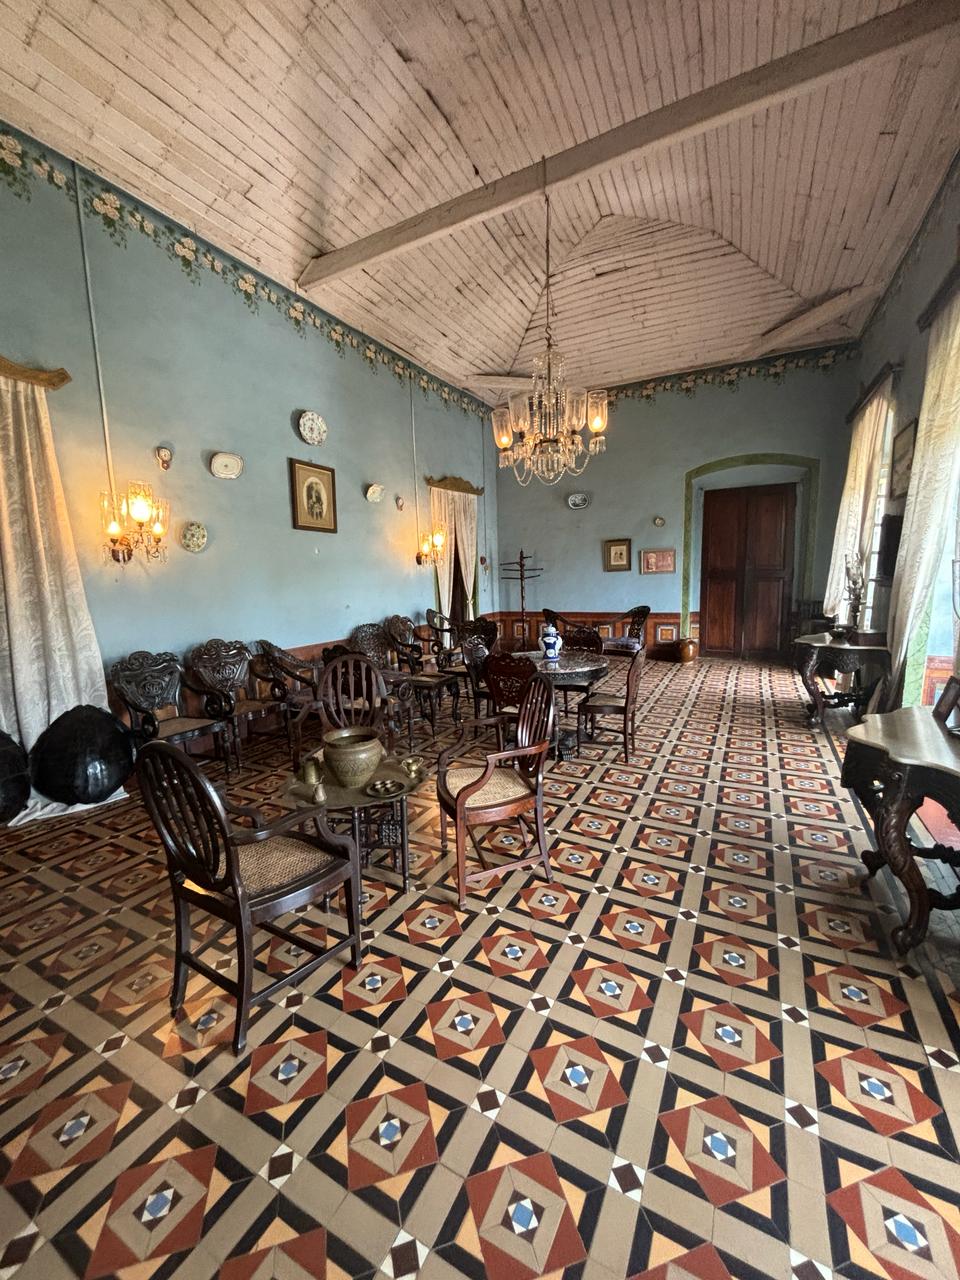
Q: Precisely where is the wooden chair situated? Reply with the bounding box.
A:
[426,608,460,666]
[186,639,288,770]
[603,605,651,655]
[350,622,457,736]
[576,646,646,762]
[110,650,234,776]
[384,615,425,673]
[136,740,361,1054]
[318,653,390,736]
[437,674,555,907]
[459,616,499,649]
[461,635,492,722]
[563,626,604,653]
[483,652,536,716]
[256,640,323,766]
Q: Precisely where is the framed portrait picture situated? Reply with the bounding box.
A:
[289,458,337,533]
[603,538,631,572]
[889,419,917,500]
[640,548,677,574]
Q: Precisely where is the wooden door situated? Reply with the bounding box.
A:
[700,484,795,658]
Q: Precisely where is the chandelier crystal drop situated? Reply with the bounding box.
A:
[491,184,610,486]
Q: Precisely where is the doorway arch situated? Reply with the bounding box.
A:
[681,453,820,636]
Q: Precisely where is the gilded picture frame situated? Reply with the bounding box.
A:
[289,458,337,533]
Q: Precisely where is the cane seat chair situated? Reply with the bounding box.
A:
[555,625,604,709]
[110,650,234,775]
[186,639,288,770]
[137,740,361,1054]
[576,646,647,762]
[437,674,555,907]
[483,652,536,714]
[458,616,499,649]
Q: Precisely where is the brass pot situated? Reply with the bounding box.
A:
[322,728,385,789]
[677,637,698,664]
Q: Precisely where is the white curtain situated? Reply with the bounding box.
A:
[823,375,892,618]
[451,491,478,620]
[886,291,960,706]
[429,486,457,617]
[0,375,108,817]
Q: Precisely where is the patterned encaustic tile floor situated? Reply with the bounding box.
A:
[1,658,960,1280]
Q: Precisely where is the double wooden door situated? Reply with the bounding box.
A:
[699,483,795,658]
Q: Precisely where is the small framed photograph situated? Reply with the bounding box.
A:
[640,548,677,574]
[889,419,917,500]
[603,538,632,572]
[289,458,337,533]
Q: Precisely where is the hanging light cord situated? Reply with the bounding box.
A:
[73,160,117,507]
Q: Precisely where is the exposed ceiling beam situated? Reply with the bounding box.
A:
[749,283,885,354]
[298,0,960,292]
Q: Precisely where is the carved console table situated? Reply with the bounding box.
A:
[843,705,960,952]
[794,631,890,724]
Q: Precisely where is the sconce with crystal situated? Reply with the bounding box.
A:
[416,528,446,567]
[101,481,170,565]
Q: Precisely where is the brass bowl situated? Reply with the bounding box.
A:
[322,728,385,789]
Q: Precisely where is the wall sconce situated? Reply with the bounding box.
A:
[416,528,445,567]
[101,481,171,565]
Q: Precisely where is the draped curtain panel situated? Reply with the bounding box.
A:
[823,376,892,618]
[886,292,960,706]
[0,375,107,753]
[451,491,478,620]
[429,486,456,617]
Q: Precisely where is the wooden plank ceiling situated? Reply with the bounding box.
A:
[1,1,958,402]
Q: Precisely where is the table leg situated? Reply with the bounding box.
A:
[876,769,931,953]
[399,797,410,894]
[796,644,825,723]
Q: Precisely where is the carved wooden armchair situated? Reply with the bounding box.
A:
[577,646,646,762]
[186,639,288,770]
[555,626,604,709]
[256,640,323,766]
[384,615,425,673]
[350,622,457,737]
[603,605,652,655]
[437,674,555,907]
[318,653,391,738]
[459,616,499,649]
[109,650,234,776]
[137,739,361,1054]
[426,608,460,667]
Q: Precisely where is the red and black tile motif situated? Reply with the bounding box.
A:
[0,657,957,1280]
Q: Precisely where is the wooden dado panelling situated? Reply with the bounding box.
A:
[489,611,700,652]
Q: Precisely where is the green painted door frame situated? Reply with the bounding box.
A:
[681,453,820,637]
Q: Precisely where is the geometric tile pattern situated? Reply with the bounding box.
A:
[1,658,959,1279]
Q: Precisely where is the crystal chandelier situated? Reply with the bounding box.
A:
[491,187,609,486]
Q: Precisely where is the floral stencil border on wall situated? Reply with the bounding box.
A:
[0,122,489,421]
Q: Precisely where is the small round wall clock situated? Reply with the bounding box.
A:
[298,411,328,446]
[567,492,591,510]
[180,521,208,553]
[209,452,244,479]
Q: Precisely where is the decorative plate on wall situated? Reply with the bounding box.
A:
[180,521,208,553]
[365,483,385,503]
[567,492,591,510]
[298,411,328,446]
[209,452,244,479]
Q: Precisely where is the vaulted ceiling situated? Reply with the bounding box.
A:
[1,1,959,403]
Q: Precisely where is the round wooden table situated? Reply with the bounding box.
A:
[516,650,609,758]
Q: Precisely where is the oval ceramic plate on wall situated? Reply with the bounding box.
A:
[567,492,590,510]
[209,452,244,479]
[298,411,328,446]
[180,521,208,553]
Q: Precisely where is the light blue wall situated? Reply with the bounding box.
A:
[496,362,858,619]
[0,128,498,665]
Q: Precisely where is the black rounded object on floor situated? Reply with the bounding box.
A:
[0,729,30,824]
[29,705,134,805]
